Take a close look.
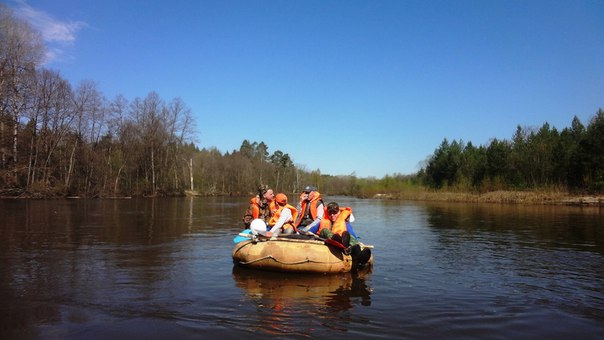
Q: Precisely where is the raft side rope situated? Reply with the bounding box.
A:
[237,234,326,246]
[235,255,345,266]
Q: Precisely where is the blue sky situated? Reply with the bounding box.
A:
[8,0,604,178]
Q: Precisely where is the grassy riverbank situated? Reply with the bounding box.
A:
[2,186,602,207]
[374,190,604,206]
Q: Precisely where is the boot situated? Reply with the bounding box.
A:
[341,231,351,247]
[357,248,371,266]
[348,244,362,270]
[349,244,361,259]
[349,245,371,268]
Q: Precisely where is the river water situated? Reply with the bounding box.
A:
[1,197,603,339]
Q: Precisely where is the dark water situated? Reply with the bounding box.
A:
[1,197,603,339]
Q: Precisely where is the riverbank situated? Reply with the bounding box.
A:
[374,190,604,206]
[2,187,603,207]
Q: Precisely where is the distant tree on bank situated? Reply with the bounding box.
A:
[421,110,604,193]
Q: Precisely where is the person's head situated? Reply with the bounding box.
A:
[326,202,340,221]
[301,185,317,201]
[303,185,316,194]
[264,189,274,201]
[258,185,274,202]
[275,193,288,206]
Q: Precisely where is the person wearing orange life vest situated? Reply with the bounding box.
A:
[245,185,276,224]
[318,201,371,267]
[294,185,325,233]
[245,185,278,235]
[266,193,299,240]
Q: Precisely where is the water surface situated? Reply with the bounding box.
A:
[1,197,603,339]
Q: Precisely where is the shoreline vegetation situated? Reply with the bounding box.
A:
[2,9,603,202]
[2,188,602,207]
[372,190,604,207]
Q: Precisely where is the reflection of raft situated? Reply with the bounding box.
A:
[232,265,372,303]
[232,236,373,274]
[232,265,373,320]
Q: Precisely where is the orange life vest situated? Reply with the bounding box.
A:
[294,191,323,227]
[249,196,276,222]
[269,203,299,227]
[318,207,352,236]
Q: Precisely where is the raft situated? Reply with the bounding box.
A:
[232,235,372,274]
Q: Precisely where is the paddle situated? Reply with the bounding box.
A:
[296,228,348,252]
[232,229,271,243]
[233,229,252,243]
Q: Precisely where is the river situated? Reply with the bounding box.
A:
[1,197,603,339]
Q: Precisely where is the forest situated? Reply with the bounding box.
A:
[0,5,351,198]
[419,111,604,194]
[1,5,602,198]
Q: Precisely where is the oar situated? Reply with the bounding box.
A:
[233,229,272,243]
[233,229,252,243]
[297,228,348,252]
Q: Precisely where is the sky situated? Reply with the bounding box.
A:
[6,0,604,178]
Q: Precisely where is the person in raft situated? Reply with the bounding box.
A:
[318,201,371,267]
[243,185,276,228]
[293,185,325,233]
[266,193,299,240]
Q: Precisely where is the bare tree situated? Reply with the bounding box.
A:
[165,97,194,191]
[106,94,129,194]
[40,75,74,186]
[0,5,45,183]
[129,92,168,195]
[24,69,74,189]
[69,80,106,191]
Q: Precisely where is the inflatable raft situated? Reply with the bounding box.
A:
[232,234,373,274]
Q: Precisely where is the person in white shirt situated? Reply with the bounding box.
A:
[266,193,298,240]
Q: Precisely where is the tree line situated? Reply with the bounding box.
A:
[0,5,337,198]
[2,5,602,198]
[419,111,604,193]
[1,5,195,197]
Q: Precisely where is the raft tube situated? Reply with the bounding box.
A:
[232,236,372,273]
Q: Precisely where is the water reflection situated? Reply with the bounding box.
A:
[0,198,224,339]
[232,265,372,334]
[232,266,372,306]
[424,202,604,254]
